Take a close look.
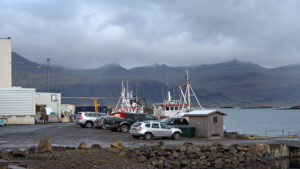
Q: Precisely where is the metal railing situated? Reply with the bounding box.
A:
[265,129,300,141]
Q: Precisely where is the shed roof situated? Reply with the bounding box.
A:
[183,109,227,117]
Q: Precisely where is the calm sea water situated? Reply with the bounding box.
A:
[218,108,300,136]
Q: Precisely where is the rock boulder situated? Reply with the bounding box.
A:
[38,139,52,153]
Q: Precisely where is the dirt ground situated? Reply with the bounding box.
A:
[0,123,295,151]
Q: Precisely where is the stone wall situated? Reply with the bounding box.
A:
[126,142,274,169]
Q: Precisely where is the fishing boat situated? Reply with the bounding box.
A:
[153,70,203,118]
[112,81,144,118]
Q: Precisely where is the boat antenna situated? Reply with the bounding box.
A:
[126,80,129,99]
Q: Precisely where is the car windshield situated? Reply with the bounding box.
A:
[161,118,172,124]
[132,122,142,127]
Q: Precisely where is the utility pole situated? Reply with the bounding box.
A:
[47,58,50,92]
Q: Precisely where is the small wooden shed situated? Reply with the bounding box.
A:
[184,110,227,138]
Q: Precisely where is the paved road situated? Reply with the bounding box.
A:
[0,123,297,151]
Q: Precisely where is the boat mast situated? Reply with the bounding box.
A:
[181,70,204,112]
[186,70,192,111]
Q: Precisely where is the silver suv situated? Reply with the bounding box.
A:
[75,112,107,128]
[130,121,182,140]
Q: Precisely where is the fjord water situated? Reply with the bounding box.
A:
[220,108,300,136]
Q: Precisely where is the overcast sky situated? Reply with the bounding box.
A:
[1,0,300,69]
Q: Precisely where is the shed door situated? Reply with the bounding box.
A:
[212,116,220,136]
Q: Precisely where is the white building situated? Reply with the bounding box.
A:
[0,38,12,88]
[0,38,37,124]
[35,92,61,122]
[0,88,36,124]
[0,37,63,124]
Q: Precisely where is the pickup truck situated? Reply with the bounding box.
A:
[104,113,155,132]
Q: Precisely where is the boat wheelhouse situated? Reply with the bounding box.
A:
[153,91,183,118]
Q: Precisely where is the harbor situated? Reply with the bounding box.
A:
[1,1,300,168]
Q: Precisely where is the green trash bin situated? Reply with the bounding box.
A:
[180,126,195,138]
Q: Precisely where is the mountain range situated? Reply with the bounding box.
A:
[12,52,300,107]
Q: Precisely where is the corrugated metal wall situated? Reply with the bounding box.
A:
[0,88,35,116]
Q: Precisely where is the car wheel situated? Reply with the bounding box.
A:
[120,125,129,133]
[85,121,93,128]
[144,133,152,140]
[173,132,180,140]
[132,136,140,139]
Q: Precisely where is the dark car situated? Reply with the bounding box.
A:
[94,115,109,129]
[105,113,155,132]
[102,116,124,130]
[160,118,189,128]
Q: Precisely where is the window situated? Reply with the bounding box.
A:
[135,114,144,120]
[132,122,142,127]
[152,123,159,128]
[175,107,178,110]
[51,95,57,102]
[213,117,218,123]
[173,119,180,125]
[125,114,134,120]
[161,118,172,124]
[182,119,189,125]
[170,107,174,110]
[166,107,169,111]
[145,124,150,128]
[145,114,154,120]
[160,123,169,129]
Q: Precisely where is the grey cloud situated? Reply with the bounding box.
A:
[0,0,300,68]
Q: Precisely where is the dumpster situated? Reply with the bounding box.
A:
[180,126,196,138]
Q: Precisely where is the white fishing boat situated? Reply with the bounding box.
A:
[153,70,203,118]
[112,81,144,115]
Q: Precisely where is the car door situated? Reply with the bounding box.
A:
[151,123,161,136]
[160,123,172,136]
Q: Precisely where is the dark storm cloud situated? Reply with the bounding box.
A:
[0,0,300,68]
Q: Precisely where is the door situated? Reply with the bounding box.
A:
[160,123,172,136]
[151,123,161,136]
[212,116,220,136]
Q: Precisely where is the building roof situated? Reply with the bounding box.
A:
[183,109,227,117]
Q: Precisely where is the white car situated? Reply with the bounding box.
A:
[75,112,106,128]
[130,121,182,140]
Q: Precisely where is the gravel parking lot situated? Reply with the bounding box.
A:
[0,123,292,151]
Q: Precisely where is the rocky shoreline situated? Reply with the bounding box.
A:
[126,141,273,168]
[0,139,299,169]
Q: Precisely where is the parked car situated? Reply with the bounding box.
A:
[105,113,155,132]
[102,116,124,130]
[94,115,109,129]
[75,112,107,128]
[160,118,189,128]
[130,121,182,140]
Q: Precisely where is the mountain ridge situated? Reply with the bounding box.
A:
[11,52,300,107]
